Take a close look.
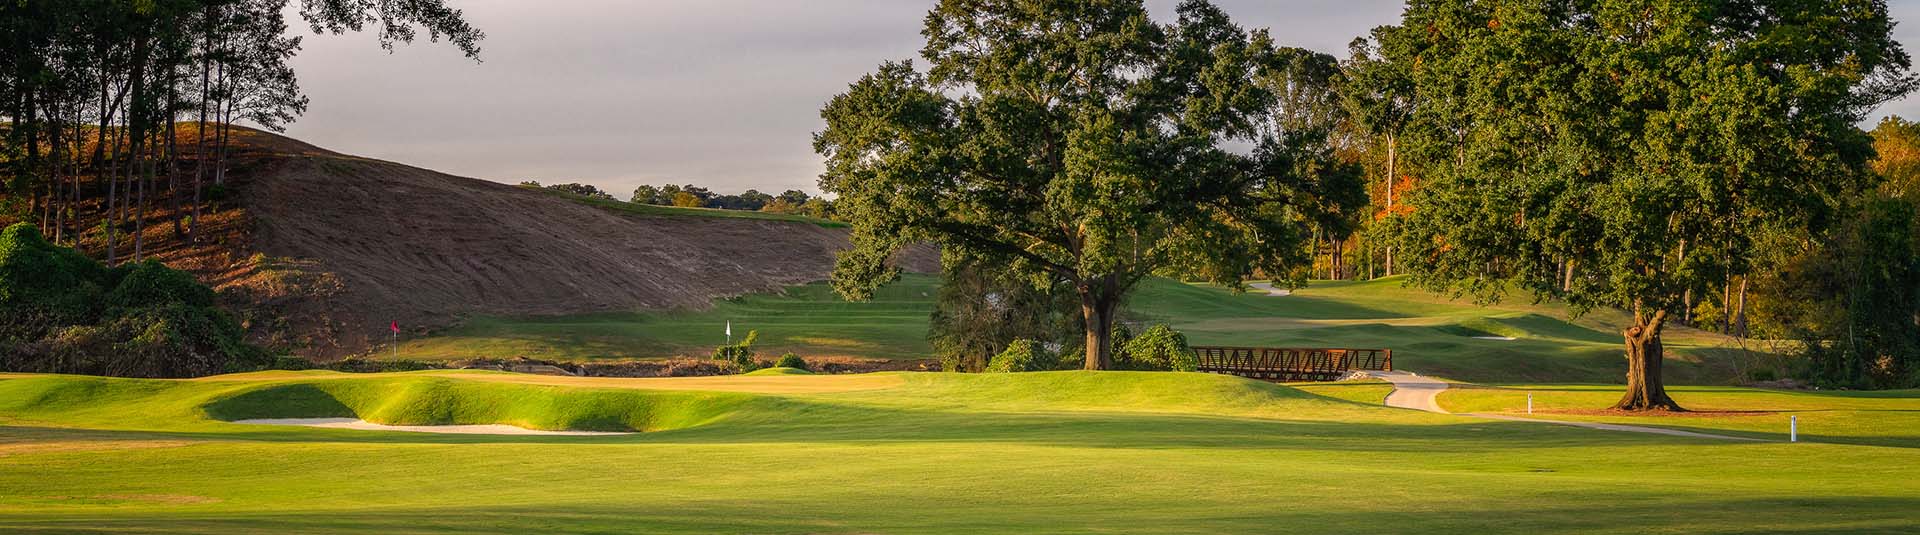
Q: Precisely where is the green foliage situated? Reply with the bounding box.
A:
[929,259,1081,372]
[816,0,1356,368]
[542,183,615,200]
[0,223,264,378]
[109,260,217,309]
[712,330,761,371]
[1375,0,1913,315]
[1117,325,1198,372]
[1361,0,1915,406]
[985,339,1053,373]
[1756,197,1920,389]
[0,222,108,322]
[775,352,808,371]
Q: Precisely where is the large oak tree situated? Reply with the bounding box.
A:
[1366,0,1912,409]
[815,0,1359,369]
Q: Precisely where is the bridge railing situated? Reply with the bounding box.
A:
[1189,346,1392,382]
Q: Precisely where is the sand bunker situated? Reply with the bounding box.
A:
[231,418,633,436]
[1472,336,1517,341]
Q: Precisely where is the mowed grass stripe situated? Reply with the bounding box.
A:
[0,371,1917,533]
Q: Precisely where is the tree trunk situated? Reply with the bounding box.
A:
[129,34,151,263]
[1728,278,1743,333]
[49,101,65,244]
[192,35,210,243]
[1682,289,1693,325]
[166,67,183,239]
[1733,277,1749,338]
[1079,276,1120,370]
[1613,310,1684,411]
[1384,133,1396,277]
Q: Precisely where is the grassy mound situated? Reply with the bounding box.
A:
[742,367,814,376]
[0,372,757,433]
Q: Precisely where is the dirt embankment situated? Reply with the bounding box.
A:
[126,126,936,359]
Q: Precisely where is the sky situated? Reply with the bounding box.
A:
[280,0,1920,199]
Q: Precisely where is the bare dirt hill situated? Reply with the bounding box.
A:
[115,126,937,359]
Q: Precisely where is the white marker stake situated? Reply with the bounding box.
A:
[1527,393,1534,415]
[1790,415,1798,443]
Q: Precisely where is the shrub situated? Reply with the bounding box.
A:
[1117,325,1198,372]
[0,223,264,378]
[775,352,809,371]
[712,330,761,372]
[0,222,107,322]
[986,338,1052,373]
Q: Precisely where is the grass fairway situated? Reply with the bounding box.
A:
[404,274,1748,385]
[0,371,1916,533]
[1441,384,1920,448]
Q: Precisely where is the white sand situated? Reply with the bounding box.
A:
[1247,282,1292,296]
[231,418,633,436]
[1471,336,1518,341]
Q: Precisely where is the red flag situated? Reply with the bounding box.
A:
[390,320,400,334]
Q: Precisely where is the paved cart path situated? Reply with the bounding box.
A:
[1363,371,1766,442]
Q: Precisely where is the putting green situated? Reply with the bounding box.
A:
[0,371,1916,533]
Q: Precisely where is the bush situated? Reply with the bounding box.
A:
[1117,325,1198,372]
[0,223,265,378]
[0,222,107,322]
[712,330,761,372]
[986,338,1052,373]
[109,260,218,308]
[775,352,809,371]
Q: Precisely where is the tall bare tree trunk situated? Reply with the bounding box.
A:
[49,101,65,244]
[213,55,230,186]
[166,66,183,239]
[1614,307,1684,411]
[127,33,151,264]
[192,32,211,243]
[1384,133,1396,277]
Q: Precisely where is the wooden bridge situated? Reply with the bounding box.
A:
[1191,346,1393,382]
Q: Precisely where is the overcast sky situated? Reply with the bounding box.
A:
[280,0,1920,198]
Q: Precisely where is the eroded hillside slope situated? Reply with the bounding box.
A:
[91,126,936,359]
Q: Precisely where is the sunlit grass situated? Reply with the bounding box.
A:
[0,371,1916,533]
[401,274,1758,385]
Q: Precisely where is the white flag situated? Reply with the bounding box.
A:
[726,321,732,337]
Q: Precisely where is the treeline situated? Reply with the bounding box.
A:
[0,0,481,263]
[526,180,836,219]
[629,183,828,215]
[1745,118,1920,389]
